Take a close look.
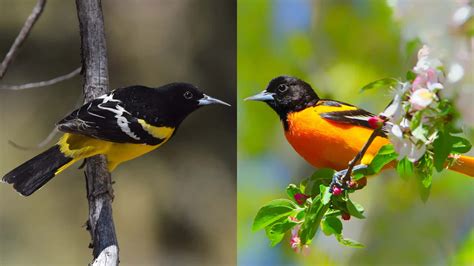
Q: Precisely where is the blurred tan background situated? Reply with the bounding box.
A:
[0,0,236,265]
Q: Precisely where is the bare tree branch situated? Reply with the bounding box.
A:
[0,0,47,79]
[75,0,119,264]
[0,67,81,90]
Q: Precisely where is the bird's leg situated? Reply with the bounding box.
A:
[330,164,369,192]
[330,127,382,193]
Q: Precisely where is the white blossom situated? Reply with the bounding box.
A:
[410,88,435,110]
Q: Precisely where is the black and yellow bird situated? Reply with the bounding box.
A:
[246,75,474,178]
[2,83,229,196]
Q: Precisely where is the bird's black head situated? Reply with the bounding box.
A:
[155,82,230,126]
[245,76,320,120]
[117,83,229,127]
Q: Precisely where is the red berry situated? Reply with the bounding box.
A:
[368,116,384,129]
[341,212,351,221]
[294,193,309,205]
[332,187,343,196]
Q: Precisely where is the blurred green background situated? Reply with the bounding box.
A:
[0,0,235,265]
[238,0,473,265]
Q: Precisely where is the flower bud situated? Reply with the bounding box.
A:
[368,116,384,129]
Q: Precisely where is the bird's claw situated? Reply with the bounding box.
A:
[329,169,350,193]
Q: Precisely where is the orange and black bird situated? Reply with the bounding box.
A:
[246,75,474,182]
[2,83,229,196]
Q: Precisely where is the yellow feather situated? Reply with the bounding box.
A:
[137,119,175,139]
[56,123,174,172]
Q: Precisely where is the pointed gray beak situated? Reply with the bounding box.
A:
[198,94,231,106]
[244,90,275,102]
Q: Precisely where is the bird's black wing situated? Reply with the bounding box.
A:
[56,93,165,145]
[318,100,388,137]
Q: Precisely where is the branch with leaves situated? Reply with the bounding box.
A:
[253,44,473,252]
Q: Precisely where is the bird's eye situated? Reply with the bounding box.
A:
[278,84,288,93]
[184,91,193,99]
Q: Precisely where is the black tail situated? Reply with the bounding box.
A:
[2,145,73,196]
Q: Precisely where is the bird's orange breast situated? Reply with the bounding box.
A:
[284,106,389,170]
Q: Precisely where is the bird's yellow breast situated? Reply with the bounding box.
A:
[58,124,175,172]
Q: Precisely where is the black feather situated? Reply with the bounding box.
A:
[320,108,388,137]
[317,99,355,107]
[56,85,200,145]
[2,145,72,196]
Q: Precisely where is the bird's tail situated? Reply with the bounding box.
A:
[448,155,474,177]
[2,145,74,196]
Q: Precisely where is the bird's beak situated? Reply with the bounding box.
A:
[198,94,231,106]
[244,90,275,102]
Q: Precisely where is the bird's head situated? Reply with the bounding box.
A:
[245,75,319,119]
[154,82,230,126]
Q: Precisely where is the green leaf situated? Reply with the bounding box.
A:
[433,131,452,172]
[325,208,342,217]
[360,78,400,92]
[300,178,308,194]
[286,184,301,200]
[296,209,306,221]
[419,182,431,203]
[410,111,423,131]
[369,144,397,173]
[421,172,432,188]
[310,168,335,183]
[353,202,365,214]
[396,158,414,180]
[321,216,343,236]
[451,136,472,154]
[335,234,365,248]
[406,70,417,82]
[252,199,298,231]
[436,99,454,116]
[320,185,332,205]
[352,166,372,180]
[416,154,434,196]
[299,196,330,244]
[304,168,335,195]
[346,200,365,219]
[265,218,299,246]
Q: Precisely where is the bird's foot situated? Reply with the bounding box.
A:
[329,164,369,194]
[329,169,350,194]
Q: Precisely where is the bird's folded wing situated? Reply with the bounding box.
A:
[318,101,388,137]
[56,95,166,145]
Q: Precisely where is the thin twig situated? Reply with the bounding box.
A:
[342,128,383,183]
[7,89,84,150]
[0,0,47,79]
[0,67,81,90]
[8,128,59,151]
